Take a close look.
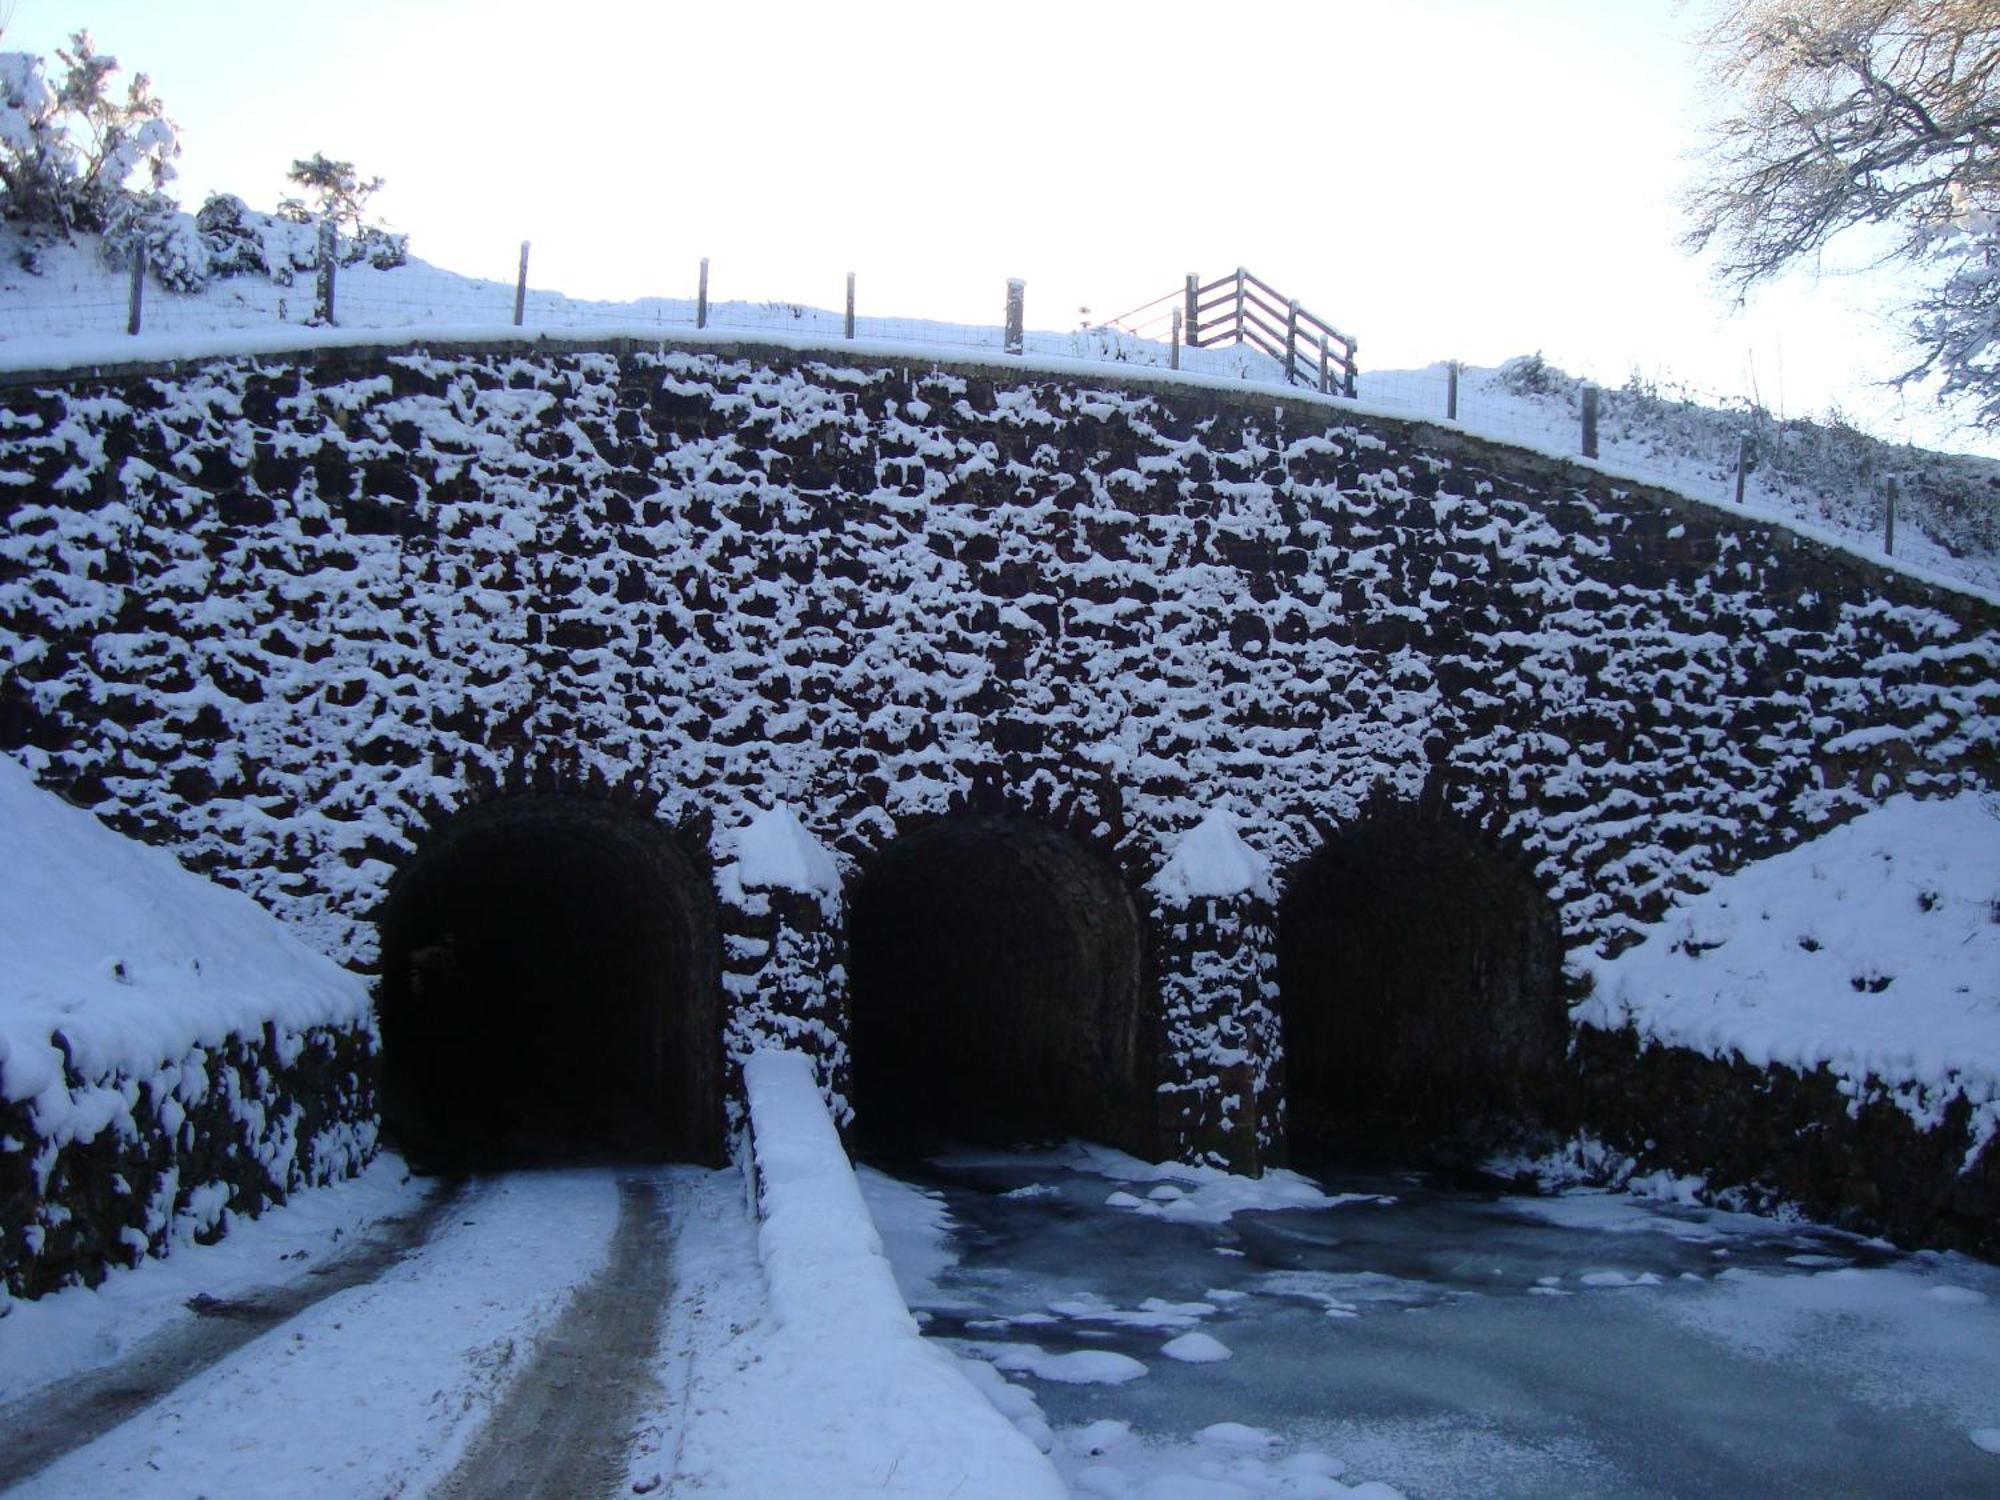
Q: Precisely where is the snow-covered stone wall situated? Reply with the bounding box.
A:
[1,337,1994,1173]
[0,756,378,1299]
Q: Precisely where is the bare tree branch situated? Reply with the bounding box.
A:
[1686,1,2000,426]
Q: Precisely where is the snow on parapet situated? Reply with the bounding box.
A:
[721,804,842,896]
[740,1048,1066,1499]
[1151,808,1270,904]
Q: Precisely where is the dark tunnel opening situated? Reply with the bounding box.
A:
[375,795,723,1169]
[1278,810,1572,1166]
[848,815,1155,1159]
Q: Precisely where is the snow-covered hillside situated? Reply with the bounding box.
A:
[1576,793,2000,1152]
[5,220,1996,599]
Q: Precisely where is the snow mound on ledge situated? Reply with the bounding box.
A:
[1575,793,2000,1143]
[0,756,371,1111]
[1152,808,1269,903]
[723,804,841,895]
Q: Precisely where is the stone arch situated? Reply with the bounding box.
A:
[375,794,723,1167]
[846,813,1155,1157]
[1276,806,1570,1162]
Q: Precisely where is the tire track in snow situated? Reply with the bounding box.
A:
[0,1174,467,1492]
[431,1174,674,1500]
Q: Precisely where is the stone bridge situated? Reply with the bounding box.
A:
[3,335,1995,1276]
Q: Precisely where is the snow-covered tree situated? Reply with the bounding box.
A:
[1684,1,2000,427]
[0,29,178,238]
[277,151,405,270]
[279,153,383,233]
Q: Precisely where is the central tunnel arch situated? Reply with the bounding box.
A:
[375,795,723,1168]
[848,814,1155,1157]
[1277,808,1572,1164]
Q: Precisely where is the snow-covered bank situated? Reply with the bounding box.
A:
[1575,793,2000,1149]
[0,755,369,1113]
[691,1049,1065,1498]
[0,756,377,1298]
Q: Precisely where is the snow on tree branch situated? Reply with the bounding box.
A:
[1685,2,2000,428]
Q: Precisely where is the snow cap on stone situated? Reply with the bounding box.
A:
[728,803,842,895]
[1151,807,1268,903]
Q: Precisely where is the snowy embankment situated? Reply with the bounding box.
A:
[1576,793,2000,1154]
[682,1049,1065,1500]
[0,756,369,1110]
[0,756,377,1296]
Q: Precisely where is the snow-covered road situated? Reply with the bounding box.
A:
[2,1150,1038,1500]
[0,1170,468,1490]
[2,1164,649,1497]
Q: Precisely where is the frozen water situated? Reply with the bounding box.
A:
[871,1146,2000,1499]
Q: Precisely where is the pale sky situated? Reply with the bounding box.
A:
[7,0,1988,455]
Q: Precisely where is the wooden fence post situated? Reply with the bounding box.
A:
[126,245,147,335]
[1734,433,1752,505]
[314,218,337,326]
[1318,334,1330,394]
[1580,384,1600,459]
[845,272,855,339]
[1447,360,1459,421]
[513,241,530,327]
[1284,299,1300,385]
[1884,476,1899,555]
[1004,278,1025,355]
[697,257,709,329]
[1185,273,1200,348]
[1233,266,1246,345]
[1171,308,1182,371]
[1344,341,1357,399]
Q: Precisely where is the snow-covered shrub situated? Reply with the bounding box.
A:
[1496,351,1580,402]
[190,190,401,284]
[0,47,65,237]
[193,192,268,277]
[343,222,406,271]
[274,151,405,270]
[0,31,177,240]
[143,211,213,293]
[100,191,212,292]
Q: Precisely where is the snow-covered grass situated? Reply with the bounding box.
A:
[6,223,1995,601]
[0,755,370,1133]
[1574,792,2000,1150]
